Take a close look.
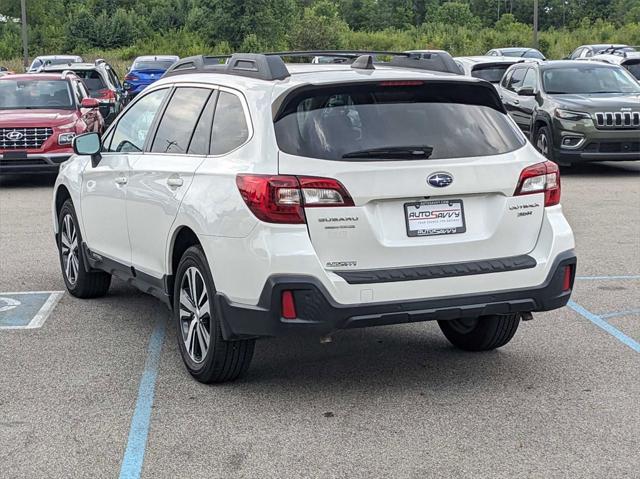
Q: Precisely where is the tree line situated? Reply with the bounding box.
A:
[0,0,639,63]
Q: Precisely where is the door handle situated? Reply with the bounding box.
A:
[115,176,128,185]
[166,177,184,188]
[513,99,520,105]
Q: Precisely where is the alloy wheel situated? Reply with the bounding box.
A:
[536,132,549,157]
[179,266,211,363]
[61,213,79,285]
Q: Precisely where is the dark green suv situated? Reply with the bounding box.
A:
[498,60,640,165]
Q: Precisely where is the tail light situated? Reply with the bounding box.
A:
[514,161,560,207]
[236,174,354,224]
[124,74,139,82]
[95,88,116,103]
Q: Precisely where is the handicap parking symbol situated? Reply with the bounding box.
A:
[0,291,63,329]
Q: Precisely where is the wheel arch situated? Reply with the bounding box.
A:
[532,114,552,141]
[53,185,72,234]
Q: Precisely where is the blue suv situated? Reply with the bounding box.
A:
[123,55,179,101]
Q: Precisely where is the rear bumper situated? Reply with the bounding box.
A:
[216,250,576,340]
[0,152,70,174]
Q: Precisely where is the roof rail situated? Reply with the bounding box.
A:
[163,54,291,81]
[162,50,462,80]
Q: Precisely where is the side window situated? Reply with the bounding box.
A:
[76,81,89,100]
[210,91,250,155]
[570,48,582,60]
[151,87,212,154]
[501,69,514,88]
[522,68,538,90]
[583,48,593,58]
[188,91,218,155]
[107,66,121,89]
[109,88,168,153]
[507,69,526,92]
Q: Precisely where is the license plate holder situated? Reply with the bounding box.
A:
[404,199,466,237]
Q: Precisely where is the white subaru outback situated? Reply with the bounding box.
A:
[53,52,576,383]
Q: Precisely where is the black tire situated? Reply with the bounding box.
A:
[57,200,111,298]
[438,314,520,351]
[534,126,555,162]
[174,245,255,383]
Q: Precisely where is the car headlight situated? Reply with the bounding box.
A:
[554,109,592,121]
[58,132,76,145]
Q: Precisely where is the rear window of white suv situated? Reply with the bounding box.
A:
[274,81,525,161]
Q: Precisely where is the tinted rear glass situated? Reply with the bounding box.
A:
[624,60,640,80]
[71,70,106,92]
[0,79,74,109]
[133,60,175,71]
[471,65,510,83]
[275,83,524,161]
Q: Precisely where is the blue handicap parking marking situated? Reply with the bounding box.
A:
[0,291,64,329]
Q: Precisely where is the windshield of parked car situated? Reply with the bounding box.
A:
[0,79,74,109]
[275,82,525,161]
[471,65,511,83]
[542,66,640,94]
[133,60,176,71]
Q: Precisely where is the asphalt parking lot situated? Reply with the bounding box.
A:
[1,162,638,479]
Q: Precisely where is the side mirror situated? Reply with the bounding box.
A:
[73,132,102,167]
[81,98,100,109]
[517,87,536,96]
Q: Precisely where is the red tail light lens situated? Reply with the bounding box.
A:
[236,174,354,224]
[281,290,297,319]
[95,88,116,102]
[124,74,139,81]
[514,161,560,206]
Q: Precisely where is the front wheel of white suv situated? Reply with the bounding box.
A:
[438,314,520,351]
[174,246,255,383]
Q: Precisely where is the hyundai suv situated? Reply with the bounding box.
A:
[42,60,124,124]
[0,73,104,174]
[53,52,576,383]
[499,60,640,165]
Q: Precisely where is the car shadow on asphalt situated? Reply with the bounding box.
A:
[560,161,640,177]
[0,173,58,188]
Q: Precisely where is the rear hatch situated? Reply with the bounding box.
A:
[275,80,544,272]
[133,69,166,85]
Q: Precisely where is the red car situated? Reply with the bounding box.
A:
[0,73,104,174]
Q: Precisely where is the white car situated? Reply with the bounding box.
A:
[53,52,576,383]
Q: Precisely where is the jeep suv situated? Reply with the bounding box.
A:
[0,73,104,174]
[499,60,640,165]
[53,52,576,383]
[42,60,124,124]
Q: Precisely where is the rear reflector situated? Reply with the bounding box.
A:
[236,174,354,224]
[514,161,561,207]
[562,265,573,292]
[281,291,297,319]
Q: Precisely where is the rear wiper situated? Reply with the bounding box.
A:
[342,146,434,160]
